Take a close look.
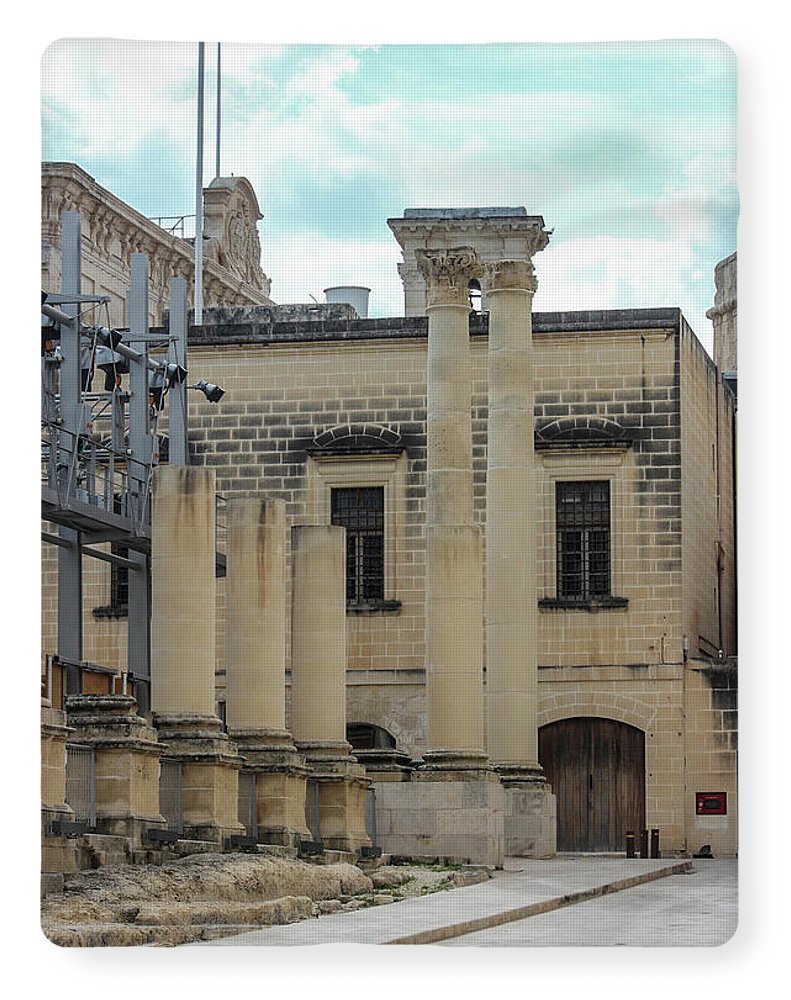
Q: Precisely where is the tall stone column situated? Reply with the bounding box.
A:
[417,247,487,771]
[482,256,556,857]
[151,466,244,845]
[290,525,370,854]
[374,248,503,866]
[225,498,309,847]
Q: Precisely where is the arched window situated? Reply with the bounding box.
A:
[346,723,397,751]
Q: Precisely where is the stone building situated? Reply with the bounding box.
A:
[41,168,737,860]
[41,162,274,331]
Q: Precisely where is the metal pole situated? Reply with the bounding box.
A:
[195,42,205,325]
[168,277,189,465]
[127,254,152,714]
[57,210,83,688]
[215,42,221,180]
[650,828,661,859]
[128,255,151,523]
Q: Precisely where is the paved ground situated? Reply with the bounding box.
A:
[199,855,736,947]
[443,859,737,947]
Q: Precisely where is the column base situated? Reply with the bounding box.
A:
[297,741,372,854]
[419,748,495,781]
[230,729,311,848]
[501,779,557,858]
[352,748,414,782]
[153,713,245,845]
[66,695,168,847]
[374,769,505,867]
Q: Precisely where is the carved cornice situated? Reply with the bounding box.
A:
[482,258,538,294]
[415,247,481,307]
[389,217,547,236]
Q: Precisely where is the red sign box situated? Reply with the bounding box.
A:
[696,792,727,815]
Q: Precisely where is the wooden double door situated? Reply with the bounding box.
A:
[539,717,645,852]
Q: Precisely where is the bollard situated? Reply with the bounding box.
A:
[625,831,636,858]
[650,828,660,859]
[639,829,649,858]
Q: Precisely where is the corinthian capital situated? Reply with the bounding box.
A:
[415,247,481,307]
[482,259,538,294]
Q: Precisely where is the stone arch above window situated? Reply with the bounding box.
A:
[536,416,631,448]
[311,423,403,454]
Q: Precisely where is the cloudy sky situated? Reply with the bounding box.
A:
[41,39,736,350]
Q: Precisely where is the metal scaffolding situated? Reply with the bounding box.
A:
[41,210,195,714]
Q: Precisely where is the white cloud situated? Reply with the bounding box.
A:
[264,232,403,317]
[536,235,713,350]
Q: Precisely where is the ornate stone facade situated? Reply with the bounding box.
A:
[41,162,274,330]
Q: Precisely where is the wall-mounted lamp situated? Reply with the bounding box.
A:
[189,379,225,403]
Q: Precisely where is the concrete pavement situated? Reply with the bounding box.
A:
[443,859,737,947]
[199,855,720,947]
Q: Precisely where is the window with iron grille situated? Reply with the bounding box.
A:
[110,492,128,610]
[556,481,611,599]
[110,544,129,609]
[331,487,385,604]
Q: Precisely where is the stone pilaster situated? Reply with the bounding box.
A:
[41,702,73,826]
[290,525,371,853]
[482,256,556,858]
[64,694,166,844]
[225,498,310,847]
[416,247,488,774]
[150,466,244,844]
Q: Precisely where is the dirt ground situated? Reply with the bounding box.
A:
[42,853,492,947]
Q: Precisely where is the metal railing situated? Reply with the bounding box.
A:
[65,744,96,828]
[41,412,154,535]
[147,214,195,239]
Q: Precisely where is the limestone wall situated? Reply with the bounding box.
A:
[680,320,737,659]
[40,311,737,852]
[43,312,709,694]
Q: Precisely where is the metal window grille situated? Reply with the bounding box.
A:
[110,494,129,608]
[364,787,378,847]
[331,487,385,603]
[65,744,96,828]
[556,481,611,599]
[238,771,258,839]
[305,779,322,843]
[159,759,183,834]
[109,544,129,608]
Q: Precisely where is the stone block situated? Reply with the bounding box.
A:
[374,777,504,865]
[504,784,557,858]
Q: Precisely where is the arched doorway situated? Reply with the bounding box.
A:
[539,717,645,852]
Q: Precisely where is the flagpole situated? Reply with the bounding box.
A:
[215,42,221,180]
[194,41,205,324]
